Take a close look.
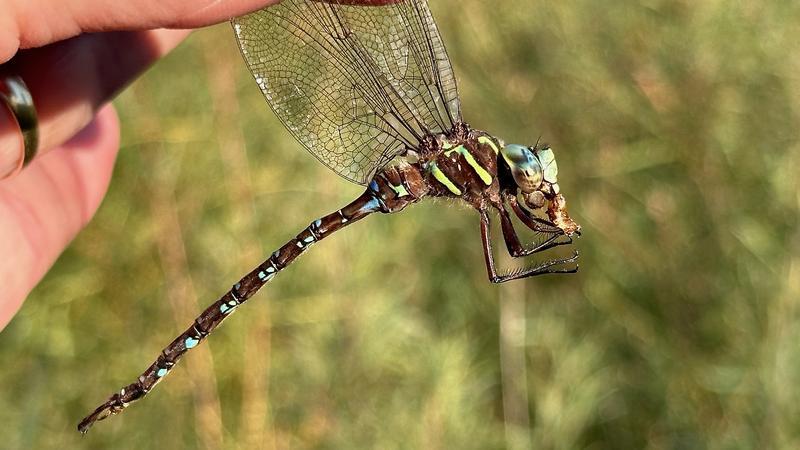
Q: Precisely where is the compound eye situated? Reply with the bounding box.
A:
[535,147,559,184]
[500,144,543,193]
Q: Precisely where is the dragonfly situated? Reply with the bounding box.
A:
[78,0,581,433]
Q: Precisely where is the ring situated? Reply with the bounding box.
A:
[0,76,39,176]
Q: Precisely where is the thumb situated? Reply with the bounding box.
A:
[0,104,120,330]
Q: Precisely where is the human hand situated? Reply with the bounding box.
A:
[0,0,280,330]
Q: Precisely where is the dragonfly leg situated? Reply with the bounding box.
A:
[479,209,501,282]
[480,209,579,284]
[496,199,574,257]
[494,202,571,258]
[508,193,582,237]
[495,202,525,256]
[505,193,561,234]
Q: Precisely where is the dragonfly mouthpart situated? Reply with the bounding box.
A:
[547,192,581,237]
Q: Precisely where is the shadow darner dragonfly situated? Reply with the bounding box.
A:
[79,0,581,433]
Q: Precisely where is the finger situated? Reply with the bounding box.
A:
[3,0,281,60]
[0,29,188,179]
[0,104,120,330]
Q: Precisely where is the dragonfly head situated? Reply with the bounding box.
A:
[499,143,581,236]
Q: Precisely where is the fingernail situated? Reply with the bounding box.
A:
[0,107,23,179]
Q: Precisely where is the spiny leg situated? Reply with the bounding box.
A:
[505,193,560,233]
[480,209,579,284]
[494,202,573,258]
[479,209,503,282]
[507,194,582,237]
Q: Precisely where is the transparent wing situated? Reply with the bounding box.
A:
[233,0,462,184]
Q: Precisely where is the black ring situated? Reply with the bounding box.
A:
[0,76,39,169]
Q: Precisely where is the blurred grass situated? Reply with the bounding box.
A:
[2,0,800,448]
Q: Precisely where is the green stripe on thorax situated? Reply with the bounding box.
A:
[478,136,500,154]
[429,162,463,195]
[442,142,493,186]
[390,183,410,197]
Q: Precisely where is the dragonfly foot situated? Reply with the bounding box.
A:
[492,250,580,283]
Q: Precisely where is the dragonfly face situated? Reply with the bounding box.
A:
[498,143,580,236]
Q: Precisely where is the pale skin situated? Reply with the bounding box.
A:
[0,0,299,330]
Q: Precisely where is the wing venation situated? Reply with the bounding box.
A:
[233,0,461,184]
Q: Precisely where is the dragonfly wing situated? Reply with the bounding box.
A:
[233,0,462,185]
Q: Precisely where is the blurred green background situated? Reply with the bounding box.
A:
[2,0,799,448]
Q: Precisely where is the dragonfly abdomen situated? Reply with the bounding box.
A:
[78,162,427,433]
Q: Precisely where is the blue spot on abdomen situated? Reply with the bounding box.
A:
[184,337,199,349]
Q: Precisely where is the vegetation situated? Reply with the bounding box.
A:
[2,1,798,448]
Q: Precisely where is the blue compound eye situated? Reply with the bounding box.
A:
[535,147,558,184]
[500,144,543,193]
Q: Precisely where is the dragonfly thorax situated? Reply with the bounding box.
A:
[415,126,503,202]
